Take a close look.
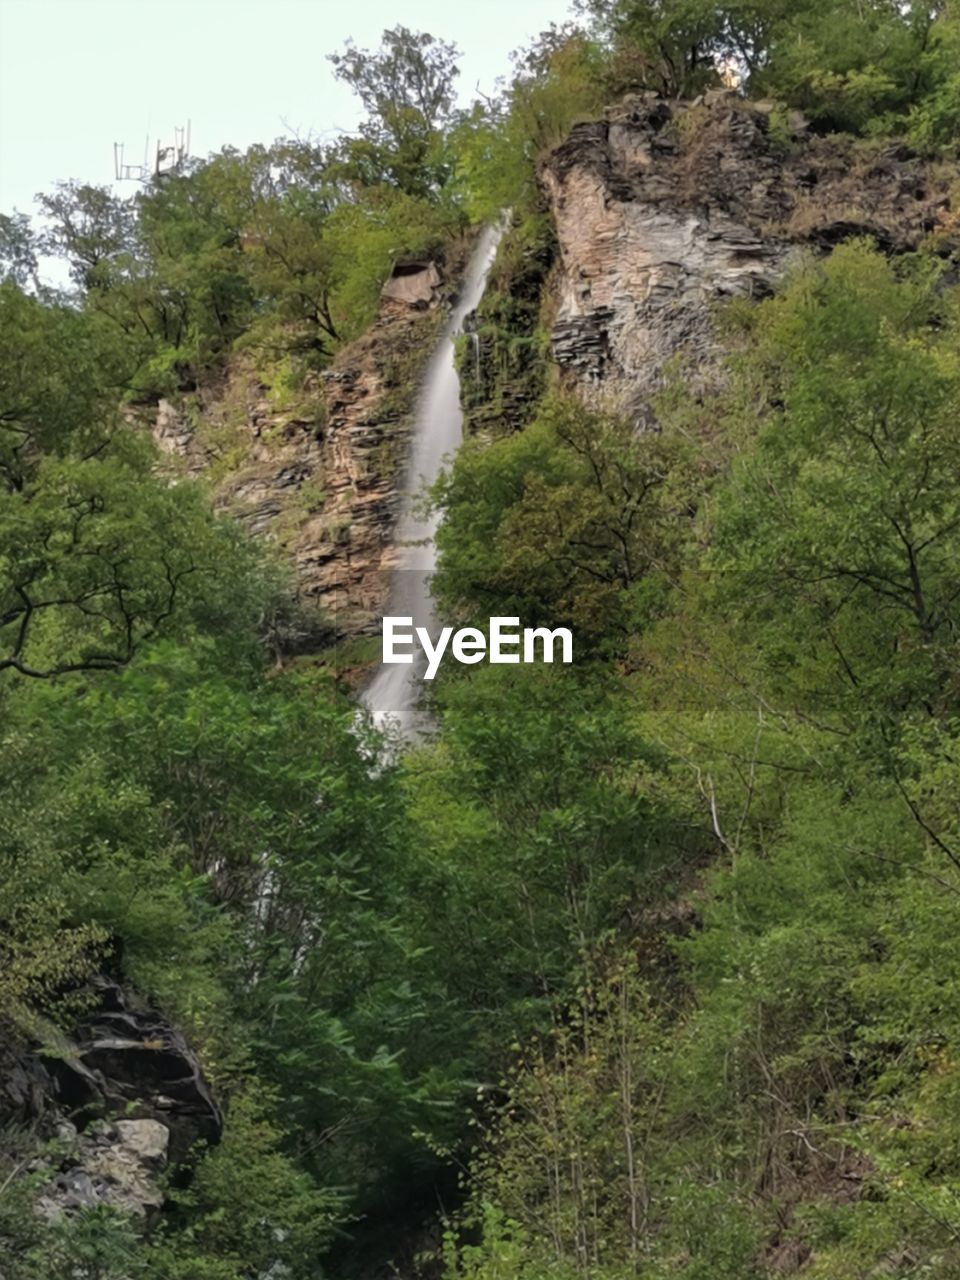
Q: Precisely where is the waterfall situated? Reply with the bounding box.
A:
[360,222,504,740]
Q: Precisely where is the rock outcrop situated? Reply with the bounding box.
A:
[36,1118,170,1223]
[1,977,221,1224]
[152,257,456,637]
[380,259,442,309]
[41,977,222,1165]
[541,92,953,421]
[455,219,556,439]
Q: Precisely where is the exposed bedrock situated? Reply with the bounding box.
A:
[151,256,452,637]
[541,92,953,421]
[1,977,221,1224]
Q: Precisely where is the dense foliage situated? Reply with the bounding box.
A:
[1,4,958,1278]
[583,0,960,143]
[437,244,960,1280]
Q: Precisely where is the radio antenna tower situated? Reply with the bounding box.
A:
[113,122,192,183]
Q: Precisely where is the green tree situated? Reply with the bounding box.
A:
[0,212,40,291]
[405,664,676,1054]
[580,0,733,98]
[434,395,691,653]
[330,26,460,197]
[449,25,606,219]
[37,182,137,294]
[0,284,257,678]
[582,0,960,144]
[709,242,960,722]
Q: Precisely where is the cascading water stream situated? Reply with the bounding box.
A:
[360,222,505,740]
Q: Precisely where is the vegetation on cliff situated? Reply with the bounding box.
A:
[1,3,959,1278]
[437,241,960,1280]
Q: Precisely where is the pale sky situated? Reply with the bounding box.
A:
[0,0,572,217]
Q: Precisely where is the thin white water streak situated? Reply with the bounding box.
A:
[360,221,505,739]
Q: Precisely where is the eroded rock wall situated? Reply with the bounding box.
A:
[152,266,449,637]
[541,92,953,421]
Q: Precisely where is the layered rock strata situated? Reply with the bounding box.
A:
[153,260,449,636]
[541,92,954,420]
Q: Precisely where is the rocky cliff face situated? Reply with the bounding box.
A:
[148,102,954,629]
[541,92,953,422]
[153,260,450,637]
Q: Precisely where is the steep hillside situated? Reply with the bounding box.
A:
[544,92,953,417]
[432,91,960,1280]
[2,6,959,1280]
[148,257,462,638]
